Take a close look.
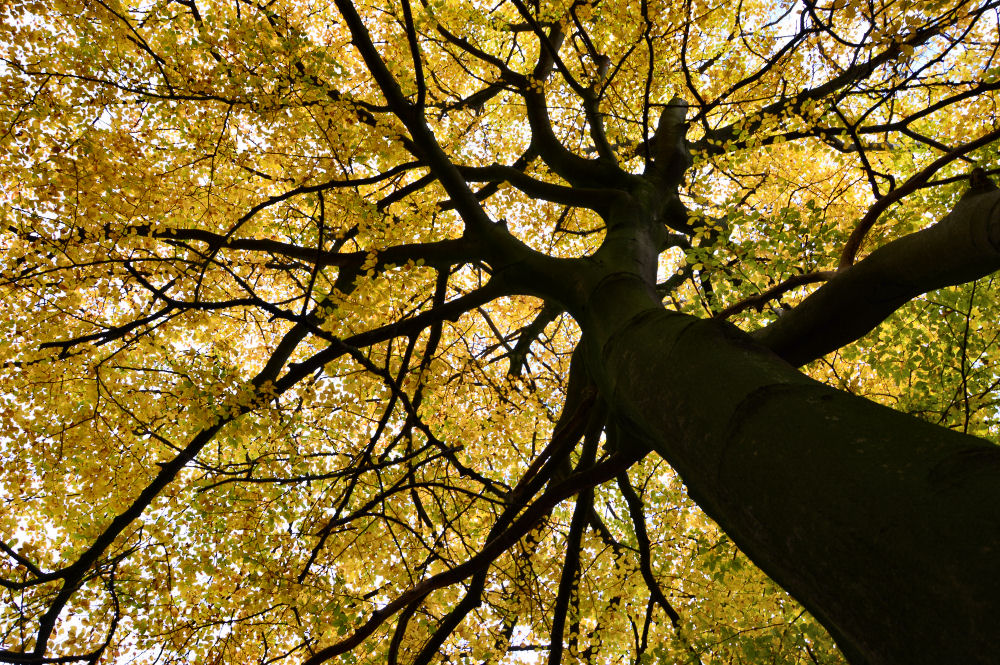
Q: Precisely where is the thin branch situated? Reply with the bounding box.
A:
[714,271,835,320]
[300,450,638,665]
[616,472,680,628]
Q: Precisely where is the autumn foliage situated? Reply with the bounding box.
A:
[2,0,999,663]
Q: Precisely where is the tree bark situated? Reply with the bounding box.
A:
[575,268,1000,665]
[755,189,1000,366]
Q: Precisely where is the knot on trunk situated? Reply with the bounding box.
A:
[966,167,998,199]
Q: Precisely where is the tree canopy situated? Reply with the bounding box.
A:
[2,0,999,663]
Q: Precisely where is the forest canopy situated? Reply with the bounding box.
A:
[1,0,999,663]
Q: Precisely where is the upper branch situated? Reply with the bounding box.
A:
[754,184,1000,367]
[457,163,623,214]
[332,0,555,275]
[506,22,626,189]
[399,0,427,111]
[838,126,1000,269]
[693,24,942,156]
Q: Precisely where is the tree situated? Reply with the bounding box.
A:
[1,0,999,662]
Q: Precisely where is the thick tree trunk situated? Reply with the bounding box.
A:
[579,273,1000,665]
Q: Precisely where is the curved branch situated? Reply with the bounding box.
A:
[715,271,835,321]
[616,471,681,628]
[509,24,625,188]
[838,127,1000,269]
[457,163,622,213]
[507,303,561,377]
[387,595,426,665]
[755,187,1000,367]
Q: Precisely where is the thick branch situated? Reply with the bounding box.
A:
[754,188,1000,367]
[645,97,692,189]
[839,127,1000,269]
[512,25,624,188]
[332,0,533,269]
[457,163,622,213]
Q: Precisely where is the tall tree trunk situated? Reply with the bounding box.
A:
[579,272,1000,665]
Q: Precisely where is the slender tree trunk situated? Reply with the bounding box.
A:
[578,272,1000,665]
